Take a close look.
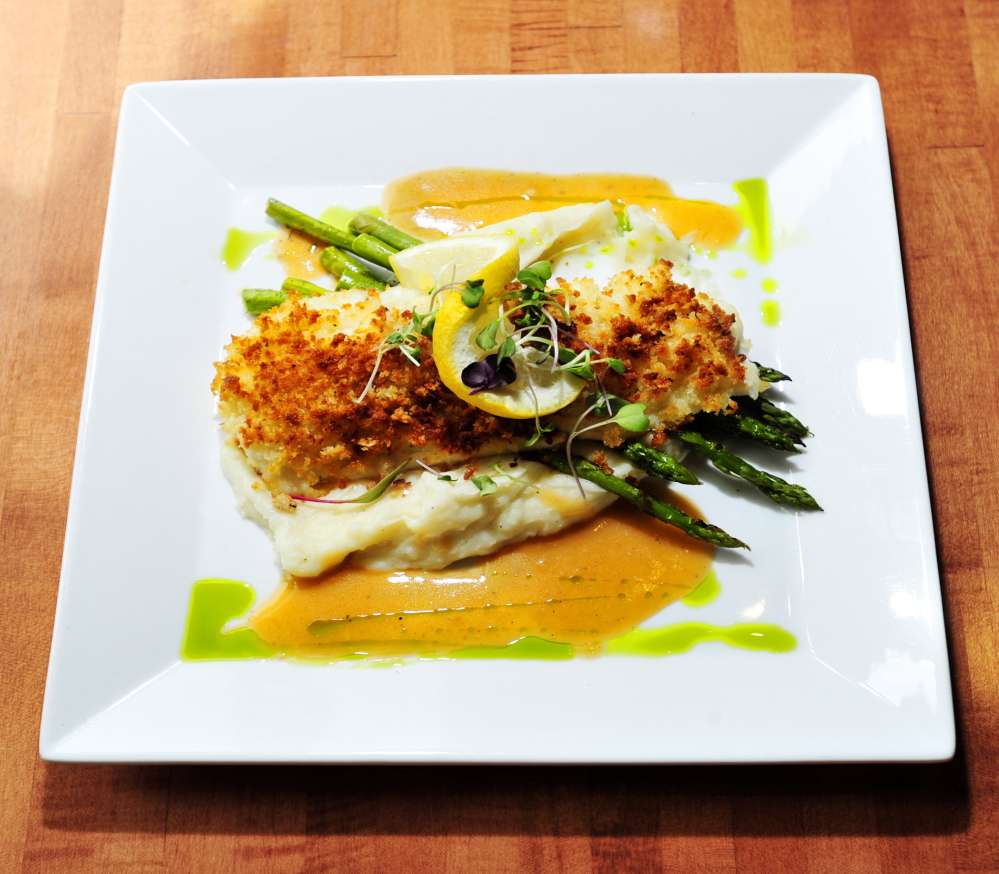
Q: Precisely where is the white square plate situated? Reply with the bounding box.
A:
[41,74,954,763]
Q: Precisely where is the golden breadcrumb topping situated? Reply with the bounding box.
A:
[214,261,759,497]
[213,290,536,495]
[555,260,753,445]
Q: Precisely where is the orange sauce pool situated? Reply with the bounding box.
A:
[274,229,325,278]
[248,495,714,659]
[382,168,743,250]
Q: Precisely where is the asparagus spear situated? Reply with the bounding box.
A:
[350,233,398,271]
[676,431,821,510]
[738,395,811,439]
[281,277,329,296]
[621,442,701,485]
[755,363,791,383]
[242,288,286,315]
[348,212,423,250]
[243,278,332,315]
[695,410,802,452]
[531,452,747,549]
[320,247,386,290]
[265,199,357,249]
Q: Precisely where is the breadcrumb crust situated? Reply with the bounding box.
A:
[214,261,758,496]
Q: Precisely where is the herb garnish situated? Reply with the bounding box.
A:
[289,461,409,505]
[472,462,541,497]
[462,354,517,394]
[563,400,650,495]
[460,278,486,308]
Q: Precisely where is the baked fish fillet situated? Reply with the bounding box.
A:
[213,260,764,499]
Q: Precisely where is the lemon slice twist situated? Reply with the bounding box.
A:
[420,238,585,419]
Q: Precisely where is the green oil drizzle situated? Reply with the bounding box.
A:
[761,299,782,327]
[761,277,779,293]
[733,178,772,264]
[180,580,796,662]
[440,637,574,660]
[730,267,747,279]
[319,205,383,230]
[605,622,797,656]
[221,229,276,271]
[681,570,722,607]
[181,579,274,660]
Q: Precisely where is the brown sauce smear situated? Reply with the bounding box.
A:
[383,168,743,250]
[248,494,714,659]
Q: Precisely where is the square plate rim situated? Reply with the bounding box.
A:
[40,72,955,764]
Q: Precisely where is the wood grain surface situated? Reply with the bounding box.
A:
[2,0,998,871]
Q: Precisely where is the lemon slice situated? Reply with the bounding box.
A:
[389,235,520,293]
[433,272,585,420]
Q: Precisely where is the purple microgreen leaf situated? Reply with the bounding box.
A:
[461,354,518,394]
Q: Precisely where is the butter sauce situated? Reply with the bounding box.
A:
[273,230,326,279]
[183,500,798,663]
[247,498,713,659]
[383,168,744,250]
[181,573,797,662]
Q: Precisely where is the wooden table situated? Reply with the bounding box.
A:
[2,0,997,870]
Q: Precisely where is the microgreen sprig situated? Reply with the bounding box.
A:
[460,278,486,308]
[355,304,439,404]
[415,459,457,483]
[557,347,626,380]
[471,462,541,497]
[289,461,409,506]
[563,400,650,496]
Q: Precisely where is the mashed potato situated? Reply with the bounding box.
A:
[223,440,635,576]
